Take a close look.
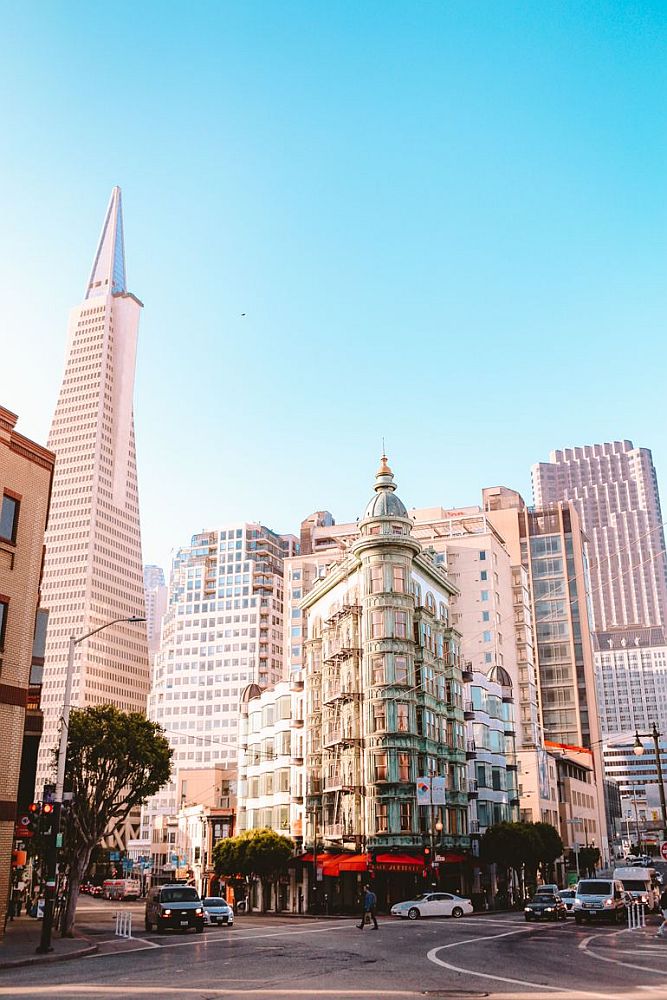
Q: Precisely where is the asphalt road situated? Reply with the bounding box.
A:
[3,898,667,1000]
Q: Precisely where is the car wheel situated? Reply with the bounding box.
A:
[196,924,204,934]
[525,915,532,922]
[408,907,420,921]
[451,907,464,919]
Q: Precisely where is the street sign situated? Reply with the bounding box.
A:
[659,840,667,860]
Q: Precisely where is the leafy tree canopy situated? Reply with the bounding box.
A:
[480,821,563,871]
[56,705,172,935]
[213,828,294,881]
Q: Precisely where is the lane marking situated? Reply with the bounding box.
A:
[428,925,617,997]
[579,931,667,976]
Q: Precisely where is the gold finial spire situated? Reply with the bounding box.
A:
[377,453,392,477]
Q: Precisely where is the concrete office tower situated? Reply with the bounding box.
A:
[144,564,168,655]
[484,487,609,857]
[143,524,297,833]
[0,407,54,937]
[36,188,150,791]
[532,442,667,632]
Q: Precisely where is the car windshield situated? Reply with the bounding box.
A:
[578,881,612,895]
[532,895,554,902]
[560,890,575,897]
[408,894,431,901]
[620,880,649,891]
[203,898,227,906]
[160,887,200,903]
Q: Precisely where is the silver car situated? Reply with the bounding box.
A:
[202,896,235,926]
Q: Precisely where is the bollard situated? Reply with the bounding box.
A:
[628,902,646,930]
[114,911,133,938]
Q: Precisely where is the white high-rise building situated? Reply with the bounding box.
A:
[37,188,150,791]
[144,564,167,654]
[143,523,296,833]
[532,441,667,632]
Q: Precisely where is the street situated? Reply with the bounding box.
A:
[3,898,667,999]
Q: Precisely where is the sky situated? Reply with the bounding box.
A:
[1,1,665,572]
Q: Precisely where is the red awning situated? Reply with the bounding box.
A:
[321,853,350,877]
[338,853,369,873]
[375,853,424,871]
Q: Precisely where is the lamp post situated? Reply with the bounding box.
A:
[36,615,146,955]
[633,723,667,841]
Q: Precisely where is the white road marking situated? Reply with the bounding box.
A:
[428,925,619,997]
[578,931,667,976]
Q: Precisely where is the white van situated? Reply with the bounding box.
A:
[612,867,659,912]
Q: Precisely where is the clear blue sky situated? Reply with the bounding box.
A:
[2,1,665,571]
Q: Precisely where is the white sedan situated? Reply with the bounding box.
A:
[391,891,473,920]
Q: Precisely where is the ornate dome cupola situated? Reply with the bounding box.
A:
[363,455,408,520]
[354,455,418,552]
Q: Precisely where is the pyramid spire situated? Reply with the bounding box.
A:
[85,186,126,298]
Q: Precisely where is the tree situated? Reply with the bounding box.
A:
[533,822,564,882]
[213,828,294,912]
[578,846,600,877]
[480,821,564,903]
[55,705,172,936]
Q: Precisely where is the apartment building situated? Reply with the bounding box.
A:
[143,523,296,835]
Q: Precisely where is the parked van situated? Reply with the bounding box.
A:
[573,878,627,924]
[102,878,141,901]
[613,867,660,912]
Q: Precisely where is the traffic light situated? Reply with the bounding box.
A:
[41,802,55,836]
[423,845,432,876]
[26,802,41,834]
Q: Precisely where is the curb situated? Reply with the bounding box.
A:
[0,936,99,971]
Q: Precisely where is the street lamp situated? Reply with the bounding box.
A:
[36,615,146,955]
[632,723,667,841]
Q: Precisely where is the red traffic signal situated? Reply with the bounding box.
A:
[42,803,54,815]
[28,802,41,815]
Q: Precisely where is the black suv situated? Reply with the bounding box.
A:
[145,884,204,933]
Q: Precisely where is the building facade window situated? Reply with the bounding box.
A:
[0,599,7,651]
[375,802,388,832]
[370,566,383,594]
[394,655,408,684]
[395,611,408,638]
[396,702,409,732]
[393,566,406,593]
[371,611,384,639]
[398,752,410,781]
[0,495,19,543]
[371,655,385,684]
[374,752,388,781]
[400,801,412,831]
[373,701,386,732]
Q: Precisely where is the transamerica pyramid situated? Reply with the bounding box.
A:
[36,187,151,796]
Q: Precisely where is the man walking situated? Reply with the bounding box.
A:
[357,885,378,930]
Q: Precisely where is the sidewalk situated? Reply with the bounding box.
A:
[0,914,97,970]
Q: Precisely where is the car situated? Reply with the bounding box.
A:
[390,891,473,920]
[524,893,568,922]
[537,884,560,895]
[202,897,234,926]
[573,878,627,924]
[90,885,104,897]
[144,884,204,933]
[559,889,576,911]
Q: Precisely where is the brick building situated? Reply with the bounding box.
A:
[0,406,54,935]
